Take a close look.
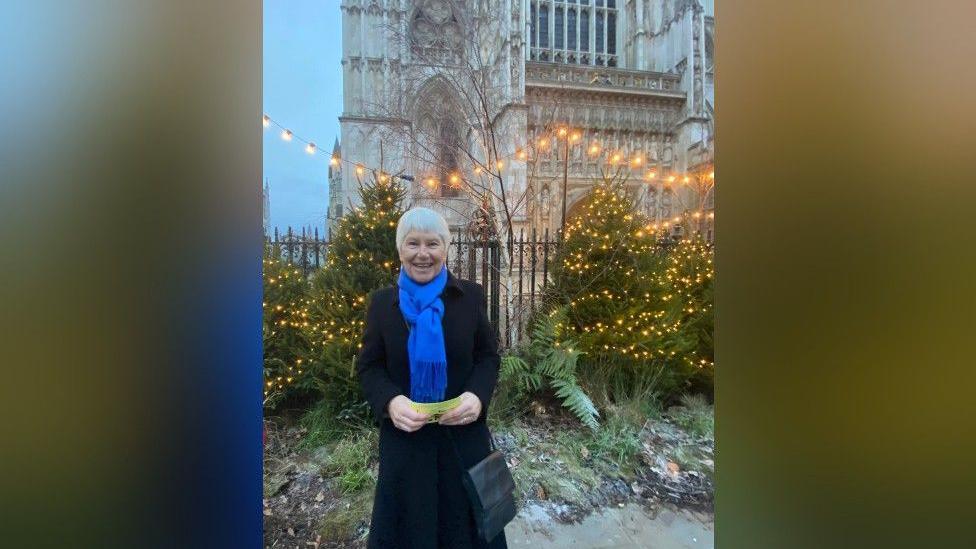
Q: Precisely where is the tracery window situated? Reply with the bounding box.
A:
[530,0,617,66]
[409,0,463,64]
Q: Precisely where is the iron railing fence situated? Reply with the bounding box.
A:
[264,227,702,349]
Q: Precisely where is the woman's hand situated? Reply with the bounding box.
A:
[387,395,430,433]
[438,392,482,426]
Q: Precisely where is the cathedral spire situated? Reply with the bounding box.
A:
[329,138,341,179]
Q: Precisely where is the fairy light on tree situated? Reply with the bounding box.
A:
[546,175,714,397]
[263,257,311,409]
[302,169,406,421]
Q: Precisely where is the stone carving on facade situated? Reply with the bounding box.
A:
[410,0,463,62]
[423,0,451,24]
[539,185,551,221]
[468,194,499,241]
[510,46,521,96]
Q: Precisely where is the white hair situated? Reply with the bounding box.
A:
[396,207,452,251]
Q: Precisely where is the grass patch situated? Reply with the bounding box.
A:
[509,424,530,448]
[298,399,374,450]
[509,429,600,507]
[298,401,347,450]
[321,429,379,496]
[488,368,528,430]
[667,394,714,439]
[583,414,643,479]
[603,393,662,428]
[319,490,373,542]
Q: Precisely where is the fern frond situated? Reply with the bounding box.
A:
[500,355,528,379]
[551,377,600,430]
[501,355,543,393]
[537,344,581,380]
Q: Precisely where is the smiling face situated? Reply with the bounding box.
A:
[398,230,446,284]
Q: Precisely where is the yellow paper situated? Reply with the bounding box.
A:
[409,396,462,423]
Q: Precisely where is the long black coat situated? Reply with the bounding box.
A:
[357,271,507,549]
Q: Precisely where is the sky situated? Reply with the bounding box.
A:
[263,0,343,235]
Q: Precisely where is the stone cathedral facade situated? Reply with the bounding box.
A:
[332,0,714,239]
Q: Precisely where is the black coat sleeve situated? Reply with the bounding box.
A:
[463,284,500,420]
[356,291,403,424]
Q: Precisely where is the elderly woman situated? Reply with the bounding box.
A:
[357,207,507,549]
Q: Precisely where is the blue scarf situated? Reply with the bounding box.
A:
[398,266,448,403]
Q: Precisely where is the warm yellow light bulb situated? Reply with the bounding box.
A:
[588,144,600,155]
[496,160,504,169]
[474,166,482,174]
[262,115,270,128]
[356,165,364,175]
[329,156,339,166]
[305,142,316,154]
[281,129,292,141]
[667,175,676,183]
[632,156,642,166]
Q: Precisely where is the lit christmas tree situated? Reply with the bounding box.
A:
[659,235,714,391]
[262,257,311,409]
[302,172,406,419]
[547,177,712,397]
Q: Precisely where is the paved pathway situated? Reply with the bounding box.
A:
[505,502,713,549]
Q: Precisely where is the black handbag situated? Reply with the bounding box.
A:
[446,430,517,543]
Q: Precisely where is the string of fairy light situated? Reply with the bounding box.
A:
[263,115,713,397]
[262,113,715,210]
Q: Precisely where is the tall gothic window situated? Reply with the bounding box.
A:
[580,9,589,56]
[416,85,463,199]
[530,0,617,66]
[539,5,549,48]
[437,121,461,198]
[567,8,577,51]
[554,6,564,49]
[530,4,537,48]
[595,8,604,53]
